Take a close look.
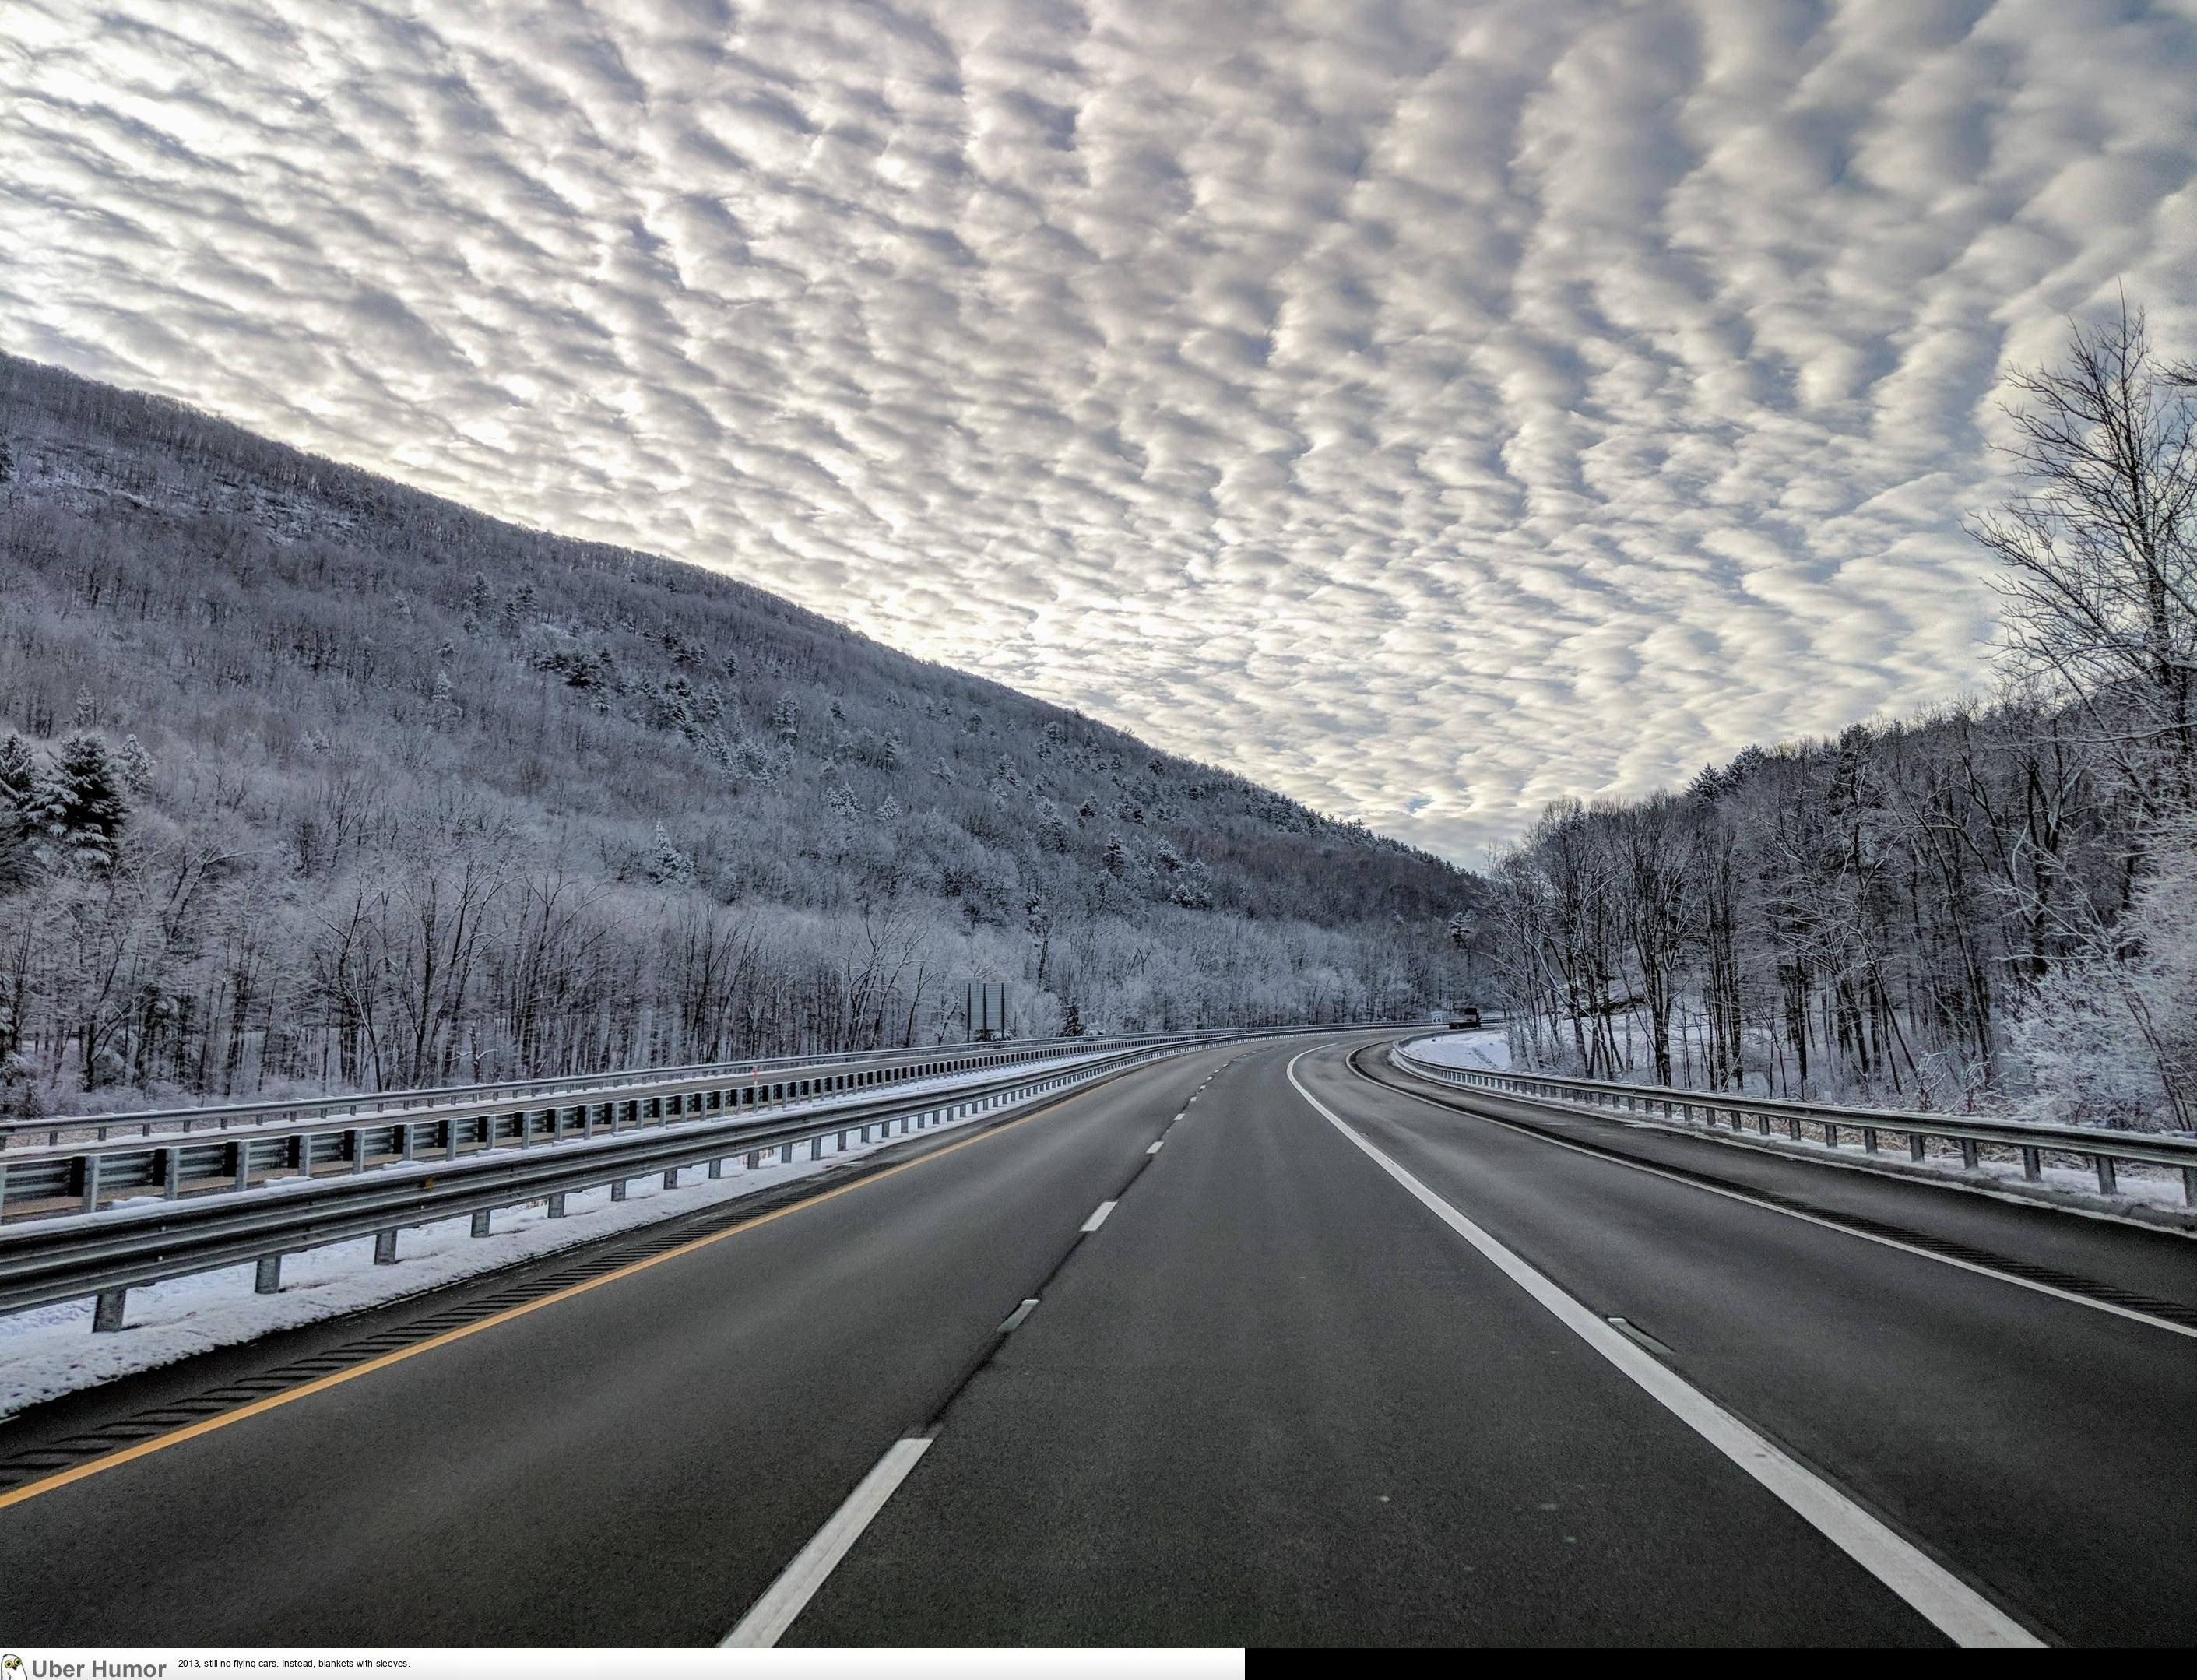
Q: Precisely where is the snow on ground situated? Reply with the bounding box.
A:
[1397,1039,2191,1223]
[0,1056,1106,1421]
[1408,1030,1512,1073]
[1644,1110,2195,1216]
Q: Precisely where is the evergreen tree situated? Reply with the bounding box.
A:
[0,733,34,810]
[36,734,128,868]
[119,733,155,792]
[1102,834,1129,876]
[428,672,462,730]
[645,821,695,887]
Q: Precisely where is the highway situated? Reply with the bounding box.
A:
[2,1031,2192,1647]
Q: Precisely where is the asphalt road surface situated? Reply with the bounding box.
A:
[2,1032,2192,1647]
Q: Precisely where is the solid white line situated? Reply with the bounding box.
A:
[1373,1058,2197,1343]
[1148,1140,1165,1155]
[1285,1050,2041,1650]
[722,1434,933,1647]
[1081,1200,1117,1232]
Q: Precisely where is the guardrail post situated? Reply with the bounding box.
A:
[93,1288,128,1331]
[255,1255,283,1293]
[1823,1123,1838,1149]
[1862,1127,1879,1154]
[470,1211,492,1237]
[1910,1133,1926,1162]
[2022,1147,2041,1181]
[610,1180,627,1202]
[708,1160,722,1179]
[747,1150,761,1169]
[374,1230,399,1264]
[350,1127,366,1173]
[447,1118,462,1161]
[2095,1155,2117,1195]
[1960,1140,1979,1170]
[779,1142,794,1165]
[79,1152,101,1214]
[547,1193,567,1218]
[401,1123,416,1162]
[663,1167,680,1189]
[163,1146,182,1200]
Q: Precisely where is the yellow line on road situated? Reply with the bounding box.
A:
[0,1085,1107,1514]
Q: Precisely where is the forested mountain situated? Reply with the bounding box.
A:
[0,353,1474,1110]
[1482,313,2196,1133]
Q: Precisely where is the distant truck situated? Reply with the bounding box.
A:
[1447,1006,1482,1030]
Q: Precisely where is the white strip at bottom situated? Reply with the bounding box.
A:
[1284,1050,2043,1650]
[722,1435,933,1647]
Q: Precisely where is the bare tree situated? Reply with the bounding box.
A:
[1969,304,2197,805]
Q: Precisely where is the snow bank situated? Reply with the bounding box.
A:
[1406,1030,1512,1073]
[0,1089,1017,1420]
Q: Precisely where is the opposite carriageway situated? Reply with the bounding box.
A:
[0,1022,1375,1333]
[0,1024,1358,1221]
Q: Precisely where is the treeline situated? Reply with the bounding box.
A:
[0,355,1468,1111]
[1485,310,2196,1130]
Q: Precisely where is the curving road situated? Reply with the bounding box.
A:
[2,1032,2192,1647]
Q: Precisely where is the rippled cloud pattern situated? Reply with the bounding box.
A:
[5,0,2195,856]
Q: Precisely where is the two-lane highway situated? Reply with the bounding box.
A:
[3,1032,2192,1646]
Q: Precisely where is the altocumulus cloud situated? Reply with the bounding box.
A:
[2,0,2194,857]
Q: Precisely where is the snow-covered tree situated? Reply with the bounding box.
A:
[119,733,155,793]
[645,822,695,887]
[427,672,462,731]
[0,733,34,810]
[33,734,128,869]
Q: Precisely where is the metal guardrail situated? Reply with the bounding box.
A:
[1390,1039,2197,1206]
[2,1023,1373,1331]
[0,1025,1284,1148]
[0,1023,1391,1218]
[0,1038,1126,1219]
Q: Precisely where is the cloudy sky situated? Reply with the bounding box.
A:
[4,0,2195,858]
